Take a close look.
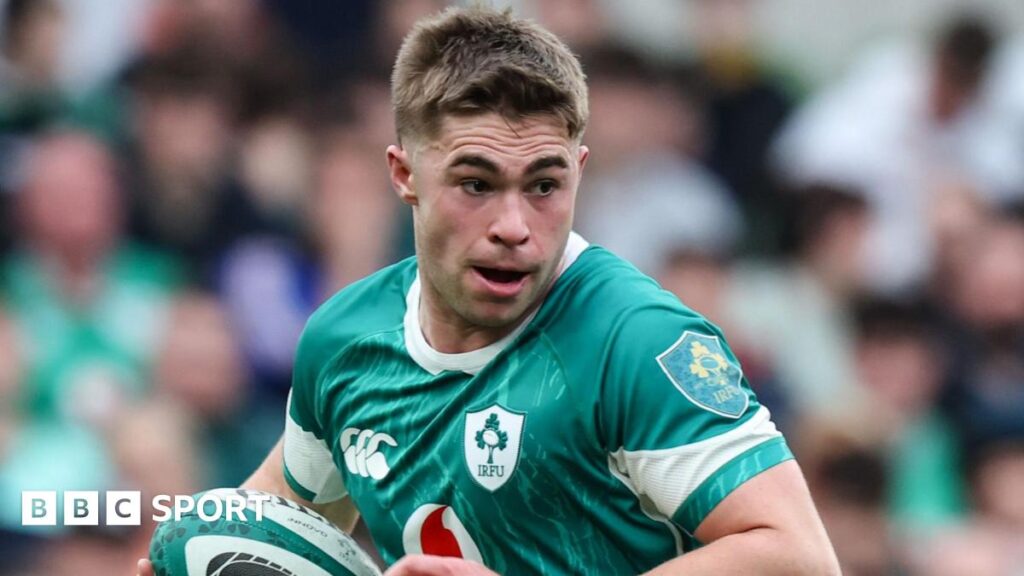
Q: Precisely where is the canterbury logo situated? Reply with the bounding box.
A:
[340,428,397,480]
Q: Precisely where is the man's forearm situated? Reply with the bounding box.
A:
[642,527,841,576]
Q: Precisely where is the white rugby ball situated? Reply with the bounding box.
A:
[149,488,381,576]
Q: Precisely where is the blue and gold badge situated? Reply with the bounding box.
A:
[656,331,747,418]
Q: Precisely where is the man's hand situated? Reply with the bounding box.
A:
[384,555,499,576]
[134,436,355,576]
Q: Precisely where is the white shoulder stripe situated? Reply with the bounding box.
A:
[283,394,347,504]
[606,457,686,555]
[608,406,780,519]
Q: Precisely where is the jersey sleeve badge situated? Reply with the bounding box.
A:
[656,331,748,418]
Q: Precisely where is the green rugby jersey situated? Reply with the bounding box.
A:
[283,233,792,574]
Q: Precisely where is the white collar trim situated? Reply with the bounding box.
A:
[404,232,589,375]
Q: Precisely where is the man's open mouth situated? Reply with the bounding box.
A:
[473,266,528,284]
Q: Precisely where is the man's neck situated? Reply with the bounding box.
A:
[417,285,528,354]
[412,232,589,356]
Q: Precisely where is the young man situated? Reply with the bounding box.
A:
[141,7,838,575]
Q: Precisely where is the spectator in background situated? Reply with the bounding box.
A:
[969,442,1024,532]
[215,231,315,397]
[312,112,405,292]
[217,71,406,396]
[689,0,795,255]
[575,44,741,276]
[773,14,1024,295]
[144,0,269,64]
[724,185,870,424]
[123,43,264,280]
[803,443,904,576]
[0,0,66,131]
[0,130,180,531]
[235,105,314,238]
[232,38,314,239]
[530,0,609,54]
[0,0,68,256]
[150,291,277,489]
[260,0,375,81]
[371,0,449,70]
[943,442,1024,576]
[941,211,1024,452]
[4,131,180,421]
[911,520,1022,576]
[219,105,316,395]
[213,40,318,396]
[851,299,964,534]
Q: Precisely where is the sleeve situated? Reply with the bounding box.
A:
[282,326,347,504]
[601,304,793,537]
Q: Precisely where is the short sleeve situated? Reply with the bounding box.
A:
[282,327,347,504]
[601,304,792,536]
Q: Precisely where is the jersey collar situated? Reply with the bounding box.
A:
[404,232,589,375]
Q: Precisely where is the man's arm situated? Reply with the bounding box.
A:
[643,460,840,575]
[243,434,360,533]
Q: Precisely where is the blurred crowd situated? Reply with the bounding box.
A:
[1,0,1023,574]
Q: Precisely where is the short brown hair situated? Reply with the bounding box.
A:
[391,7,588,147]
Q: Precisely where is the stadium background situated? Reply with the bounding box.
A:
[1,0,1023,574]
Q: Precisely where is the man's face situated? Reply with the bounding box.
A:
[388,113,588,333]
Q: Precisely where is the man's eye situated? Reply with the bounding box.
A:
[532,180,558,196]
[460,179,490,195]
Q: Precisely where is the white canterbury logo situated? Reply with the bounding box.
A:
[340,428,397,480]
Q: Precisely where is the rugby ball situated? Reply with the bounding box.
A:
[149,488,381,576]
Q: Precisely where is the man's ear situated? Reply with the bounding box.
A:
[387,144,417,206]
[577,145,590,174]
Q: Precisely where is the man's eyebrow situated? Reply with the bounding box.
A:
[525,155,569,174]
[447,154,570,176]
[448,154,500,174]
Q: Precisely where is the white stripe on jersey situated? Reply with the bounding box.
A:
[606,457,686,555]
[283,392,347,504]
[607,406,781,521]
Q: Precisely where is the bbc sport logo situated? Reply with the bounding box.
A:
[21,490,272,526]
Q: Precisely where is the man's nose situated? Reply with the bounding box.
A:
[488,192,530,247]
